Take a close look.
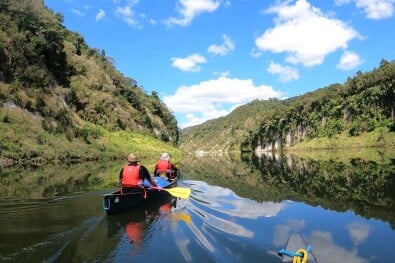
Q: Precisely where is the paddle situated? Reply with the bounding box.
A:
[172,213,191,224]
[151,186,191,199]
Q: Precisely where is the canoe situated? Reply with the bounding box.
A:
[103,176,178,215]
[278,233,317,262]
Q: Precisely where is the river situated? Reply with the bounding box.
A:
[0,149,394,263]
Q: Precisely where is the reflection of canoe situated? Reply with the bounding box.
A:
[106,194,177,237]
[278,233,317,262]
[103,176,177,215]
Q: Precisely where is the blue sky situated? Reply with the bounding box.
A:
[44,0,395,128]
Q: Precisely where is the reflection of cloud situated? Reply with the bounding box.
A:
[311,231,368,263]
[192,183,288,219]
[346,222,370,246]
[273,219,305,246]
[192,203,254,238]
[185,220,215,252]
[176,238,193,262]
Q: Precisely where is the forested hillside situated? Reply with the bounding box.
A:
[0,0,179,165]
[180,60,395,153]
[180,99,284,152]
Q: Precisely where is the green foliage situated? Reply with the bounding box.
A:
[0,106,181,165]
[180,98,282,152]
[0,0,180,164]
[181,61,395,152]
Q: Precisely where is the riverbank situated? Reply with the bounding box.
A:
[0,118,182,167]
[288,127,395,151]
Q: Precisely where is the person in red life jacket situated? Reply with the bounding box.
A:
[120,153,158,193]
[153,152,178,180]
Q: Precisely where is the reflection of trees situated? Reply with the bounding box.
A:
[253,152,395,229]
[0,160,124,198]
[180,152,395,229]
[181,153,292,203]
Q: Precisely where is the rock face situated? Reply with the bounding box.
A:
[254,125,308,152]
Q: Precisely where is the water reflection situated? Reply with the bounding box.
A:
[0,150,394,262]
[184,177,395,263]
[181,149,395,229]
[0,161,125,198]
[106,195,182,255]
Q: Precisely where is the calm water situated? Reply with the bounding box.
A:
[0,150,394,263]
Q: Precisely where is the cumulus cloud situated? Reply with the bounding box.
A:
[267,61,299,82]
[96,9,105,22]
[207,34,235,56]
[336,0,395,20]
[165,0,221,26]
[163,77,283,128]
[337,50,363,70]
[255,0,359,67]
[171,54,207,72]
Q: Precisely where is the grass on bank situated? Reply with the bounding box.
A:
[290,127,395,150]
[287,128,395,163]
[0,107,181,166]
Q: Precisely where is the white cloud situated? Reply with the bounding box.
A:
[171,54,207,72]
[356,0,394,19]
[115,3,142,28]
[337,50,363,70]
[336,0,395,19]
[207,34,235,56]
[255,0,359,67]
[164,0,221,27]
[71,8,85,17]
[213,71,230,78]
[335,0,353,4]
[163,77,283,128]
[267,61,299,82]
[95,9,105,22]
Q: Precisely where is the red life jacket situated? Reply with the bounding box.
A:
[156,160,171,172]
[121,164,142,186]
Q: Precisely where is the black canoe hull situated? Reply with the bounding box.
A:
[103,189,171,215]
[103,177,178,215]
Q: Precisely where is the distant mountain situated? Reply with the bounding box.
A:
[0,0,179,164]
[180,60,395,153]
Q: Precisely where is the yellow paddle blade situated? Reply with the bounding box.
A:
[172,213,191,224]
[165,187,191,199]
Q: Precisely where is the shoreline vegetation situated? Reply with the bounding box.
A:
[288,128,395,151]
[1,89,393,167]
[0,108,181,167]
